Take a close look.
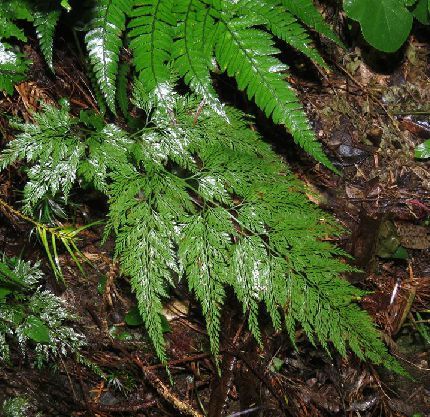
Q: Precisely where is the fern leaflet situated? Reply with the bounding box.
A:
[85,0,132,112]
[128,0,176,104]
[173,0,225,116]
[34,4,61,71]
[281,0,342,46]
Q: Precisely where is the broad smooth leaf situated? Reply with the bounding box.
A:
[344,0,413,52]
[415,139,430,159]
[24,316,51,343]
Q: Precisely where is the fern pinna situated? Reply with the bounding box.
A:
[0,94,403,373]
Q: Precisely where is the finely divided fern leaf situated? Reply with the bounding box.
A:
[85,0,132,113]
[0,100,405,374]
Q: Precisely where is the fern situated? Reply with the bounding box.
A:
[116,61,130,118]
[0,99,405,374]
[0,254,85,366]
[281,0,343,46]
[34,2,61,71]
[0,1,32,94]
[246,0,328,68]
[86,0,133,112]
[0,0,342,166]
[0,42,29,95]
[128,0,176,105]
[0,101,84,212]
[172,0,225,116]
[214,4,334,169]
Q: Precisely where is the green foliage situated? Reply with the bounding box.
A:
[0,43,29,95]
[79,0,341,167]
[0,99,404,374]
[415,138,430,159]
[86,0,133,112]
[344,0,430,52]
[2,396,41,417]
[0,0,344,167]
[34,3,61,71]
[0,1,32,94]
[281,0,343,46]
[0,0,406,376]
[0,254,85,367]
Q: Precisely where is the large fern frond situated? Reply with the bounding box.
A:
[0,98,404,373]
[214,9,335,169]
[85,0,132,112]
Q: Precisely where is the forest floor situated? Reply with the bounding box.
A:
[0,25,430,417]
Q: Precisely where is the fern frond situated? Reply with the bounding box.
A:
[281,0,342,46]
[0,96,404,373]
[173,0,225,117]
[85,0,132,113]
[128,0,176,105]
[243,0,327,68]
[107,164,190,362]
[179,208,231,356]
[0,104,84,211]
[214,10,335,169]
[34,4,61,71]
[0,0,33,41]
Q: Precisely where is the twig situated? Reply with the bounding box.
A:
[93,400,157,413]
[134,355,204,417]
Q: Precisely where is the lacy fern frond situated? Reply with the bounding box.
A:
[0,254,85,366]
[85,0,133,112]
[0,102,84,212]
[0,100,404,374]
